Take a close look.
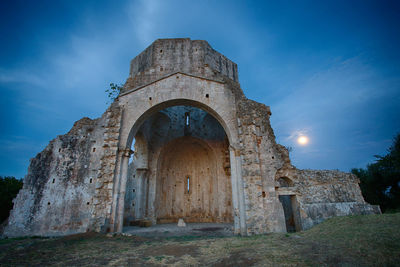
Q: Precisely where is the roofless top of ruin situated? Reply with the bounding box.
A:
[123,38,239,92]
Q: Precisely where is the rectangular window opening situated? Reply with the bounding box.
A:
[185,112,190,126]
[187,176,190,193]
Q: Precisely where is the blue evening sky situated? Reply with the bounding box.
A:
[1,0,399,178]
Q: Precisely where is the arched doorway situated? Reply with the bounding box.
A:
[122,105,233,227]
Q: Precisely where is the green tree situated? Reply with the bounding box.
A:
[0,176,23,223]
[105,83,123,103]
[352,133,400,212]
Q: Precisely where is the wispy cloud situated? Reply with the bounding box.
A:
[277,56,381,111]
[129,0,162,46]
[286,128,311,139]
[0,68,46,87]
[272,56,387,130]
[0,136,42,152]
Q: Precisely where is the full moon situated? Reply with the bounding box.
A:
[297,136,309,145]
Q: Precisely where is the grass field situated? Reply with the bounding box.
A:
[1,213,399,266]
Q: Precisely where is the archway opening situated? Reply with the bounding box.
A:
[123,105,233,226]
[277,177,294,188]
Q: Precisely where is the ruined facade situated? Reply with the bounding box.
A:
[4,39,380,237]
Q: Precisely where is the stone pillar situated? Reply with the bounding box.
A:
[109,151,123,232]
[229,145,247,235]
[134,171,143,219]
[135,169,148,219]
[115,148,133,232]
[146,169,156,224]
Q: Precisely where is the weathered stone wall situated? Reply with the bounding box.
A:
[274,155,381,231]
[235,98,288,234]
[295,170,380,229]
[125,38,238,91]
[5,115,105,236]
[4,102,123,237]
[296,170,366,204]
[89,103,122,232]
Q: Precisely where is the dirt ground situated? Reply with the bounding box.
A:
[123,222,234,238]
[1,213,400,266]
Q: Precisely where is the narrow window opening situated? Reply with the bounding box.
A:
[92,148,96,152]
[185,112,190,126]
[187,176,190,193]
[149,97,152,100]
[205,94,209,98]
[52,179,55,183]
[132,189,135,193]
[47,202,50,205]
[58,148,61,152]
[86,202,90,205]
[160,49,163,53]
[262,191,266,198]
[89,178,92,183]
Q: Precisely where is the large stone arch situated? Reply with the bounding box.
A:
[111,73,246,235]
[119,74,240,149]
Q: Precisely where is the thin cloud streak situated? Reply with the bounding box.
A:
[129,0,162,46]
[0,68,46,87]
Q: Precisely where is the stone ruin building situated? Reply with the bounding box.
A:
[4,38,380,237]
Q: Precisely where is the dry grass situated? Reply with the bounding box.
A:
[1,213,399,266]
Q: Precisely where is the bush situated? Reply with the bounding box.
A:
[0,176,23,223]
[352,133,400,212]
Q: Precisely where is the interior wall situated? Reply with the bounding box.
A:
[156,137,232,223]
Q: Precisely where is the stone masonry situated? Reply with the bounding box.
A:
[4,38,380,237]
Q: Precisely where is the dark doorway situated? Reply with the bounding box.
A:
[279,195,299,232]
